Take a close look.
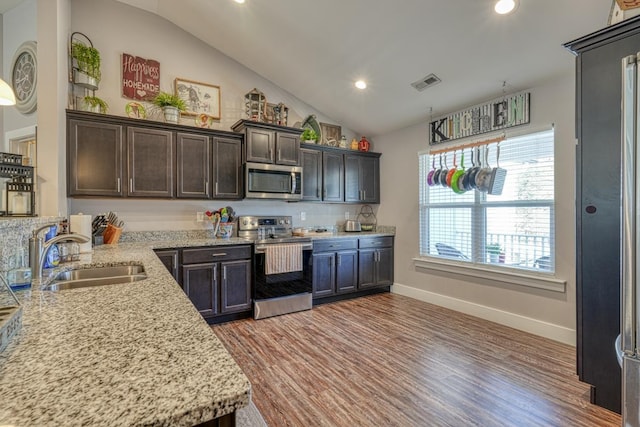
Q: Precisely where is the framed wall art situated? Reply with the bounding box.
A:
[320,122,341,146]
[175,78,221,119]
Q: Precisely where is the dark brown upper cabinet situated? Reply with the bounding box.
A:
[232,119,301,166]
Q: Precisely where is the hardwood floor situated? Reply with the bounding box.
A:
[213,293,621,427]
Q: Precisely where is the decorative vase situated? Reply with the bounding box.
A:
[358,136,370,152]
[163,106,180,123]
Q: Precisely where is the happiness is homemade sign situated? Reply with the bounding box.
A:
[429,91,530,145]
[122,53,160,101]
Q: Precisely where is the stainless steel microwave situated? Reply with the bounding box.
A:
[245,162,302,200]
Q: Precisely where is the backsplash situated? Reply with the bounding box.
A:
[0,217,64,275]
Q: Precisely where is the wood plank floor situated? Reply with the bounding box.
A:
[213,293,621,427]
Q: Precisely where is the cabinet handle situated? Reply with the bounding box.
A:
[205,181,209,194]
[223,266,227,281]
[215,182,219,195]
[129,178,133,193]
[278,149,281,161]
[117,178,121,193]
[337,254,341,266]
[211,253,227,257]
[363,190,366,200]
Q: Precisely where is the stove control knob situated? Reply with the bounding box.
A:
[285,219,290,224]
[279,219,284,224]
[242,219,249,225]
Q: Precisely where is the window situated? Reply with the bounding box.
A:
[419,129,554,273]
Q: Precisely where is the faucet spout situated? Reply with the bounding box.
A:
[29,227,90,283]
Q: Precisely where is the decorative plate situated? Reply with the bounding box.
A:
[196,113,211,128]
[125,102,146,119]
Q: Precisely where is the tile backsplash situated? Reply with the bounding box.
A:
[0,217,63,275]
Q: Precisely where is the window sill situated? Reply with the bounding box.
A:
[412,257,566,293]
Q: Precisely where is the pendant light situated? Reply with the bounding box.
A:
[0,78,16,106]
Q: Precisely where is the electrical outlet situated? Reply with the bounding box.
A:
[300,211,306,221]
[345,211,350,220]
[196,212,204,222]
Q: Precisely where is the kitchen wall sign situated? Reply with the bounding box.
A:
[429,91,530,145]
[121,53,160,101]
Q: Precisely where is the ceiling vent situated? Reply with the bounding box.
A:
[411,74,441,92]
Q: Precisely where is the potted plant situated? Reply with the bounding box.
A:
[71,41,101,90]
[486,242,502,263]
[152,91,186,123]
[301,128,318,144]
[81,95,108,114]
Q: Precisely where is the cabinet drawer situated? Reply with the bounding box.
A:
[182,245,252,264]
[313,239,357,253]
[359,236,393,249]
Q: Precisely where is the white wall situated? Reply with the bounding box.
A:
[375,74,578,344]
[2,0,37,136]
[66,0,361,229]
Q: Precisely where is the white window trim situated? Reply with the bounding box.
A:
[413,256,566,293]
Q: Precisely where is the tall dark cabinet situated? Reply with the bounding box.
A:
[564,17,640,413]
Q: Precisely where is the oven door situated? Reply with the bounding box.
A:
[253,245,312,319]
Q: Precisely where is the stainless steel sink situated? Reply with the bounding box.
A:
[44,265,147,291]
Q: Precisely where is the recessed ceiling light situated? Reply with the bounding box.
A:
[494,0,516,14]
[234,0,245,4]
[355,80,367,90]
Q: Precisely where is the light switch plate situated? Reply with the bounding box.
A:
[196,212,204,222]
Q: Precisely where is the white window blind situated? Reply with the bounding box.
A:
[419,129,555,272]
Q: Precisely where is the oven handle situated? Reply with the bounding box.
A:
[255,243,313,253]
[291,172,297,194]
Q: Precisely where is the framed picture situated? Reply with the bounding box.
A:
[174,78,221,119]
[320,122,341,146]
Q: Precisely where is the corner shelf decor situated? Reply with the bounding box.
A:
[0,152,35,217]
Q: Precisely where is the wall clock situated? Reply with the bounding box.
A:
[11,41,37,114]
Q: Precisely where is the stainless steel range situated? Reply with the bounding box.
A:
[238,215,313,319]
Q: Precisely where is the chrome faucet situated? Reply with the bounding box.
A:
[29,224,90,282]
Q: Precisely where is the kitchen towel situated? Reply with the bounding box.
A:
[265,243,303,275]
[69,213,92,253]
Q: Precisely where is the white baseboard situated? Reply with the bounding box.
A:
[391,283,576,346]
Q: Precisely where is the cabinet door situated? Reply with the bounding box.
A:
[312,253,335,297]
[127,127,175,197]
[275,132,300,165]
[213,137,243,199]
[345,154,380,203]
[358,249,377,289]
[322,152,344,202]
[376,247,394,286]
[67,119,124,196]
[177,132,210,199]
[344,154,361,202]
[182,263,218,318]
[360,156,380,203]
[220,259,252,313]
[335,250,358,293]
[301,148,322,201]
[246,127,274,163]
[154,249,179,281]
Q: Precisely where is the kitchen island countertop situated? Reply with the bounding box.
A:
[0,238,252,427]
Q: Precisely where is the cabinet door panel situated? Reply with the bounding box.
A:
[301,149,322,201]
[344,154,361,202]
[358,249,377,289]
[336,250,357,293]
[312,253,335,297]
[128,127,175,197]
[276,132,300,165]
[182,263,218,318]
[360,156,380,203]
[246,128,273,163]
[376,248,394,287]
[68,119,124,196]
[322,152,344,202]
[213,137,242,199]
[177,133,210,199]
[220,260,252,313]
[155,249,179,281]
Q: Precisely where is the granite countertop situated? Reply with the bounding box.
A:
[0,238,252,427]
[0,229,395,426]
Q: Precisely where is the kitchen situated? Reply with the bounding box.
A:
[0,0,631,425]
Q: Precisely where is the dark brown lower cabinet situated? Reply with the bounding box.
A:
[154,249,179,280]
[358,237,394,289]
[160,245,252,323]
